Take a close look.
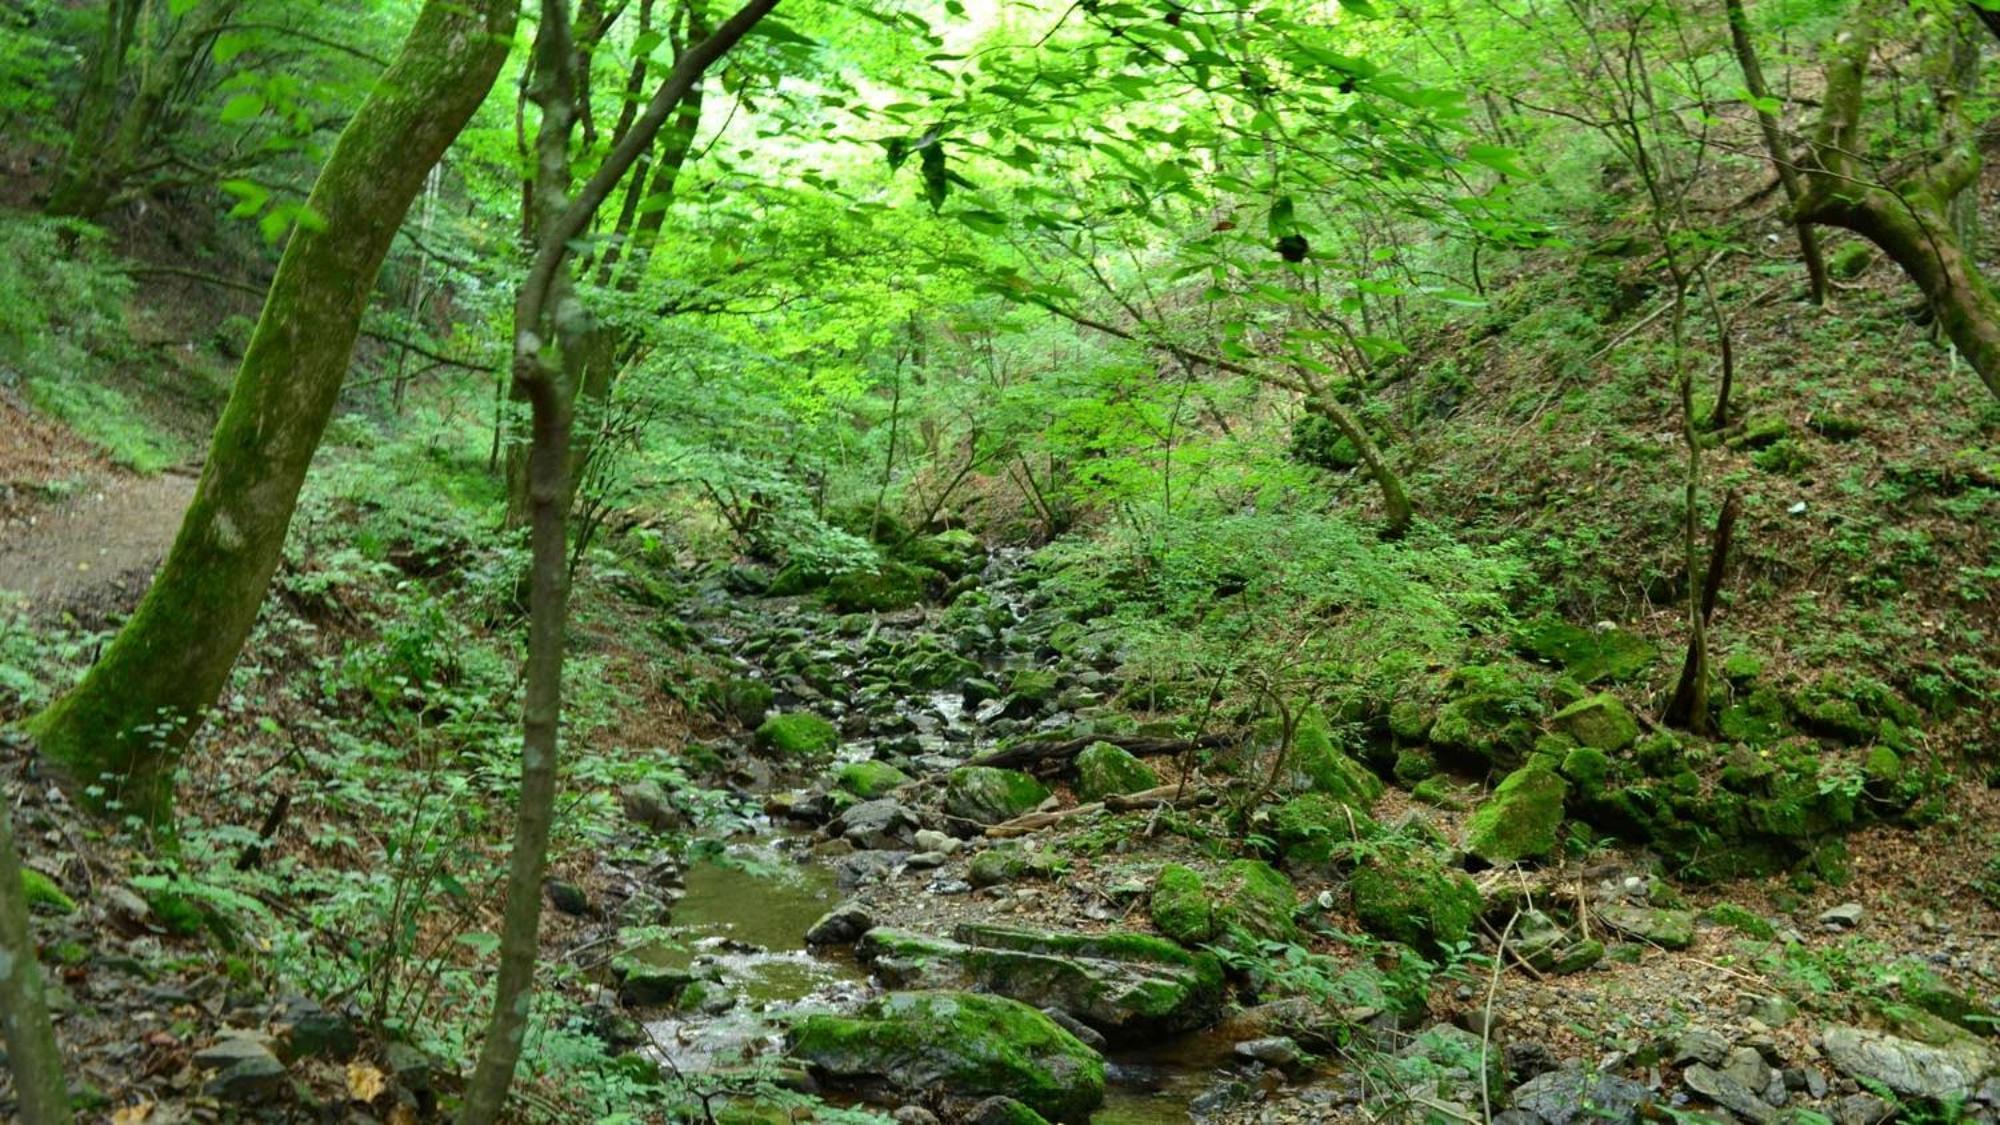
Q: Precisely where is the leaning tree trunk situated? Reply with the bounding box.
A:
[1799,0,2000,398]
[0,740,72,1125]
[25,0,520,818]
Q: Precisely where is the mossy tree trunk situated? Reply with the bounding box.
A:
[0,738,71,1125]
[24,0,521,818]
[456,0,778,1118]
[1799,2,2000,399]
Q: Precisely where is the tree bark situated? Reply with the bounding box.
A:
[457,1,778,1118]
[1799,1,2000,398]
[25,0,521,818]
[0,741,72,1125]
[1723,0,1828,305]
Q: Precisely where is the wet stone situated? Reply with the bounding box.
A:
[805,901,874,946]
[1511,1068,1655,1124]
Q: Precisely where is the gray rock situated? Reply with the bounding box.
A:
[1234,1036,1307,1069]
[1822,1024,1995,1102]
[544,879,590,916]
[965,1098,1045,1125]
[1673,1027,1730,1068]
[805,901,874,946]
[1818,902,1865,928]
[1595,903,1696,949]
[278,996,355,1061]
[913,829,961,855]
[839,798,918,850]
[1737,993,1799,1027]
[203,1053,287,1102]
[1511,1068,1655,1124]
[1683,1061,1778,1123]
[1830,1093,1892,1125]
[892,1108,941,1125]
[1722,1045,1786,1105]
[905,851,949,870]
[620,779,686,832]
[193,1034,281,1071]
[836,849,908,888]
[1041,1006,1108,1051]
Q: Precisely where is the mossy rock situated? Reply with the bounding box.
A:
[1595,903,1695,949]
[1349,848,1482,956]
[755,712,840,756]
[894,645,982,692]
[836,760,912,800]
[1829,241,1874,279]
[1560,746,1613,798]
[21,869,75,915]
[1514,618,1657,684]
[1429,665,1543,767]
[945,767,1052,825]
[1149,860,1298,948]
[768,562,830,596]
[1073,742,1159,803]
[1700,902,1776,941]
[1729,414,1789,450]
[1270,792,1378,871]
[1718,686,1791,746]
[1465,765,1569,865]
[1388,700,1434,742]
[969,847,1064,888]
[1288,712,1385,806]
[789,990,1105,1121]
[1008,668,1061,704]
[1411,776,1470,810]
[1550,693,1638,752]
[704,676,774,728]
[1393,748,1437,785]
[899,529,988,580]
[825,562,934,613]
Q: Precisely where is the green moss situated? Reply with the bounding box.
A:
[1700,902,1776,941]
[824,562,934,613]
[754,712,840,756]
[1560,746,1612,797]
[1829,241,1873,279]
[1393,748,1437,785]
[1411,776,1469,810]
[1271,792,1377,870]
[1291,713,1384,806]
[1550,693,1638,751]
[1514,617,1657,683]
[968,847,1064,888]
[1464,765,1569,865]
[836,760,912,799]
[1388,700,1433,742]
[1429,665,1543,767]
[21,869,75,915]
[898,529,987,579]
[789,991,1105,1122]
[1073,742,1159,802]
[1008,668,1060,703]
[1719,686,1791,745]
[1149,860,1298,948]
[703,676,774,728]
[1349,848,1482,955]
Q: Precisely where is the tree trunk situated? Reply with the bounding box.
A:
[47,0,245,219]
[1722,0,1828,305]
[1303,392,1413,539]
[0,742,72,1125]
[1799,1,2000,398]
[45,0,141,217]
[25,0,520,818]
[457,1,779,1118]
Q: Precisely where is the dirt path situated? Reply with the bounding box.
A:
[0,391,196,613]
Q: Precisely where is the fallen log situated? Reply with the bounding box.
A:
[966,732,1230,773]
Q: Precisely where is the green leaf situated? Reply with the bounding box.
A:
[955,209,1007,234]
[1465,143,1529,178]
[219,92,265,124]
[749,19,817,47]
[1268,195,1297,239]
[1337,0,1380,14]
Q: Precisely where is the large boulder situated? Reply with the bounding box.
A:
[1464,765,1569,865]
[945,767,1051,825]
[1072,742,1159,803]
[789,991,1105,1122]
[1291,716,1385,807]
[1821,1024,1994,1103]
[1594,903,1695,950]
[855,924,1224,1040]
[1349,848,1482,956]
[1150,860,1298,948]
